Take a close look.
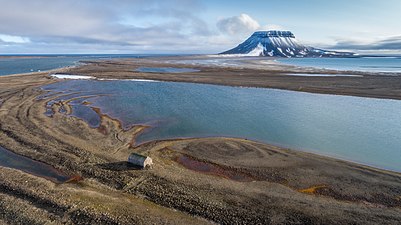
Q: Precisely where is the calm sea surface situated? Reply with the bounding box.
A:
[41,80,401,172]
[0,54,174,76]
[278,57,401,73]
[1,55,400,76]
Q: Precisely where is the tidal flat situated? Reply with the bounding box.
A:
[0,56,400,224]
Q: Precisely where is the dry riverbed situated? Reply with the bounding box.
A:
[0,59,400,224]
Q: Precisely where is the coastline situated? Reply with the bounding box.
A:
[0,60,400,223]
[41,70,401,172]
[2,60,401,174]
[60,56,401,101]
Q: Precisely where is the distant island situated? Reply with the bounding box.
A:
[221,30,357,57]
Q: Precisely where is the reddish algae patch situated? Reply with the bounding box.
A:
[176,155,254,182]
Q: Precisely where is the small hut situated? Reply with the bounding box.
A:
[128,153,153,168]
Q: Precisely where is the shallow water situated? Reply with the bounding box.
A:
[0,146,71,183]
[278,57,401,73]
[41,80,401,172]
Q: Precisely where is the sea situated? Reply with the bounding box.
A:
[278,56,401,73]
[0,54,174,76]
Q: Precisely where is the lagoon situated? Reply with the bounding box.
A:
[41,79,401,172]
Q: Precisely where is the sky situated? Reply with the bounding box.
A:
[0,0,400,54]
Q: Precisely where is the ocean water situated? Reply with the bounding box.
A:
[41,80,401,172]
[0,56,81,76]
[0,54,175,76]
[2,55,400,76]
[278,57,401,73]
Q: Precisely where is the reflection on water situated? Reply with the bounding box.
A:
[40,80,401,172]
[279,57,401,73]
[0,146,71,183]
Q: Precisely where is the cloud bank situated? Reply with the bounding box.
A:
[0,1,399,54]
[332,36,401,51]
[0,0,216,53]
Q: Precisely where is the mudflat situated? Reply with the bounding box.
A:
[0,59,400,224]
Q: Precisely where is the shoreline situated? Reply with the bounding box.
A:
[2,61,401,174]
[0,64,80,78]
[42,71,401,173]
[2,62,401,174]
[60,56,401,101]
[0,60,400,223]
[51,72,401,101]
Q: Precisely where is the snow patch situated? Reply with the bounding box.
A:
[51,74,95,79]
[246,43,266,56]
[221,30,356,57]
[51,74,159,82]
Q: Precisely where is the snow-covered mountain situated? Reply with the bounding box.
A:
[220,31,357,57]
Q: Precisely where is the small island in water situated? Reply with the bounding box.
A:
[0,1,401,224]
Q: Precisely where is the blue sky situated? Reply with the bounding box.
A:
[0,0,400,54]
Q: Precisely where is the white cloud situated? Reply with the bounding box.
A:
[0,2,288,54]
[217,14,283,35]
[0,34,30,43]
[0,0,212,53]
[260,24,283,31]
[216,14,260,35]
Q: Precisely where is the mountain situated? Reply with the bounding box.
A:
[220,31,357,57]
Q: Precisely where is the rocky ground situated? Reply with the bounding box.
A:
[0,59,400,224]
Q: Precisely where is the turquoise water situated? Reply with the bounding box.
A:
[0,146,70,183]
[41,80,401,172]
[278,57,401,73]
[136,67,200,73]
